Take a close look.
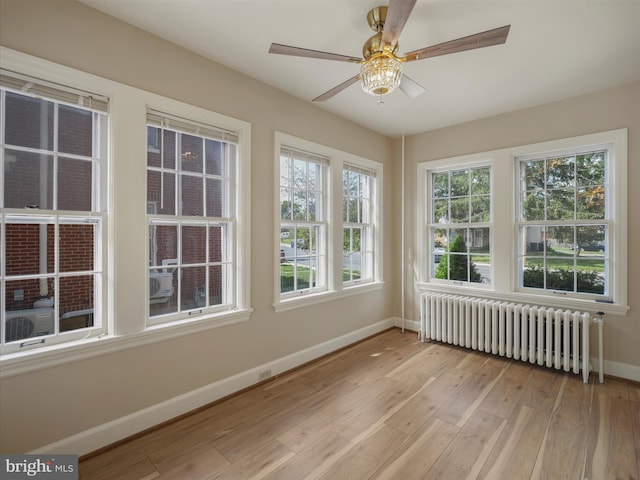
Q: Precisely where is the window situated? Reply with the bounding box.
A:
[0,70,109,354]
[146,110,239,324]
[343,164,377,285]
[278,146,328,297]
[517,146,609,297]
[274,132,383,310]
[418,129,627,315]
[428,165,491,285]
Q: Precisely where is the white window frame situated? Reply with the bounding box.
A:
[0,47,251,378]
[343,163,378,287]
[145,110,240,325]
[0,70,109,356]
[417,129,628,316]
[273,132,383,312]
[425,162,492,287]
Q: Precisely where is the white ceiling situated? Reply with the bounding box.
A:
[79,0,640,137]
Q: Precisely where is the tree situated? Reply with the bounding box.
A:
[435,235,481,282]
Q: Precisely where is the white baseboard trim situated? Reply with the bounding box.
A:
[590,356,640,383]
[392,317,420,333]
[32,318,395,456]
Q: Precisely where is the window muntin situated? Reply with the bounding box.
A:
[343,165,376,285]
[147,111,237,323]
[1,77,107,354]
[279,147,328,297]
[517,148,609,298]
[428,165,491,285]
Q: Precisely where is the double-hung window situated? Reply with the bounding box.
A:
[418,129,627,313]
[343,163,376,285]
[428,164,491,285]
[517,146,610,297]
[146,110,239,323]
[278,146,328,297]
[0,70,109,354]
[275,132,383,309]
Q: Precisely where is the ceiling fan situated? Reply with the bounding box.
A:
[268,0,510,102]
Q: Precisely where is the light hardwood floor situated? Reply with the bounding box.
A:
[79,328,640,480]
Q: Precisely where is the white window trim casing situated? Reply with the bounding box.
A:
[0,47,252,378]
[273,132,384,312]
[416,128,628,316]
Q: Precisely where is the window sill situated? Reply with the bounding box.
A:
[274,281,384,313]
[0,308,252,379]
[416,283,629,317]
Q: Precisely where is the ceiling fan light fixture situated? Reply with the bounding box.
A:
[360,55,403,96]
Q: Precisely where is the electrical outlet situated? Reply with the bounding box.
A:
[258,370,272,381]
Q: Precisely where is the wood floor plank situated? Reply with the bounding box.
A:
[477,404,550,480]
[78,330,640,480]
[585,392,639,480]
[314,424,408,480]
[262,432,351,480]
[371,416,459,480]
[422,410,506,480]
[478,361,534,419]
[433,360,506,427]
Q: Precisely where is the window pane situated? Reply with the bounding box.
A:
[59,223,94,272]
[471,168,490,195]
[181,175,203,216]
[577,152,605,186]
[180,134,203,173]
[577,225,605,251]
[471,255,488,284]
[209,264,224,305]
[147,171,176,215]
[206,178,224,217]
[577,186,605,219]
[58,157,92,211]
[450,170,468,197]
[59,274,94,325]
[4,149,53,209]
[432,172,448,198]
[547,189,575,220]
[149,224,178,267]
[180,266,206,310]
[450,197,469,223]
[576,259,605,294]
[149,267,177,317]
[293,189,307,221]
[280,188,292,220]
[182,225,206,264]
[433,198,448,223]
[4,92,54,150]
[58,105,93,156]
[470,196,490,222]
[523,160,544,190]
[209,225,223,263]
[546,156,574,189]
[280,156,292,188]
[522,190,545,221]
[6,223,54,275]
[205,139,223,176]
[293,159,306,188]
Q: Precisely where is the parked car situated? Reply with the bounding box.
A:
[581,243,605,252]
[434,247,445,262]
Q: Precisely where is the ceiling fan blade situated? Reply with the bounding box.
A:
[313,75,361,102]
[269,43,361,63]
[399,74,426,98]
[402,25,511,62]
[381,0,417,51]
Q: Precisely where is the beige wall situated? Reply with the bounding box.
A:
[396,80,640,372]
[1,0,638,456]
[0,0,395,453]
